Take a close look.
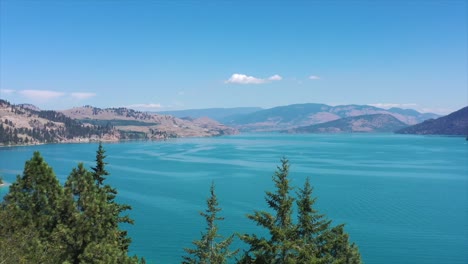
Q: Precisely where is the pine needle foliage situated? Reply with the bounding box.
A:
[183,182,238,264]
[239,158,362,264]
[0,149,145,264]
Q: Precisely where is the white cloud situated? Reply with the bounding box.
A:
[369,103,418,109]
[309,75,320,80]
[71,92,96,100]
[0,89,15,95]
[225,73,283,84]
[177,91,185,96]
[226,73,266,84]
[19,90,65,101]
[126,103,163,109]
[268,74,283,81]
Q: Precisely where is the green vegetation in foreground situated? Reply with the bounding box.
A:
[183,182,239,264]
[0,143,144,264]
[0,146,361,264]
[183,158,361,263]
[237,158,361,263]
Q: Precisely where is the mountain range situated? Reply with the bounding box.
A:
[2,99,464,146]
[163,103,439,132]
[0,100,237,146]
[157,107,262,121]
[396,106,468,136]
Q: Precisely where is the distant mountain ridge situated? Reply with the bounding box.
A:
[214,103,438,131]
[395,106,468,136]
[288,114,408,133]
[156,107,262,121]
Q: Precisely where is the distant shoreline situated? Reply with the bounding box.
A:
[0,139,119,148]
[0,133,466,149]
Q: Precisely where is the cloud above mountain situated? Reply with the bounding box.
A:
[225,73,282,84]
[369,103,418,109]
[71,92,96,99]
[126,103,163,109]
[19,90,65,101]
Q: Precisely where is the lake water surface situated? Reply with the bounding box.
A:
[0,134,467,263]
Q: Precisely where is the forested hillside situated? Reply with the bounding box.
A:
[0,99,116,145]
[62,105,238,139]
[0,100,238,146]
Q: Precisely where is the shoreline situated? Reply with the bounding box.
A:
[0,134,235,148]
[0,138,120,148]
[0,133,465,149]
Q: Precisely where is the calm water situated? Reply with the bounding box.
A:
[0,134,467,264]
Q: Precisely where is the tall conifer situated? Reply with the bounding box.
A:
[91,142,134,250]
[183,182,238,264]
[239,157,297,263]
[3,152,64,236]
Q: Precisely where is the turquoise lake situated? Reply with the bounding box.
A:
[0,133,467,263]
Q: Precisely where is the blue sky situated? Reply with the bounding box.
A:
[0,0,466,114]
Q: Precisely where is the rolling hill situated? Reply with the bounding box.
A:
[289,114,408,133]
[0,100,238,146]
[0,99,118,145]
[61,105,238,139]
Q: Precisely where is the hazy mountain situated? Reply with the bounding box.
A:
[288,114,408,133]
[222,103,438,131]
[386,107,439,121]
[395,106,468,136]
[61,105,238,139]
[156,107,263,121]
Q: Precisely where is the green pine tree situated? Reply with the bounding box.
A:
[239,159,362,264]
[3,152,64,236]
[239,157,298,264]
[91,142,109,186]
[0,152,66,263]
[319,225,362,264]
[296,178,361,263]
[57,163,114,263]
[183,182,238,264]
[296,177,331,262]
[91,142,134,251]
[0,150,144,264]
